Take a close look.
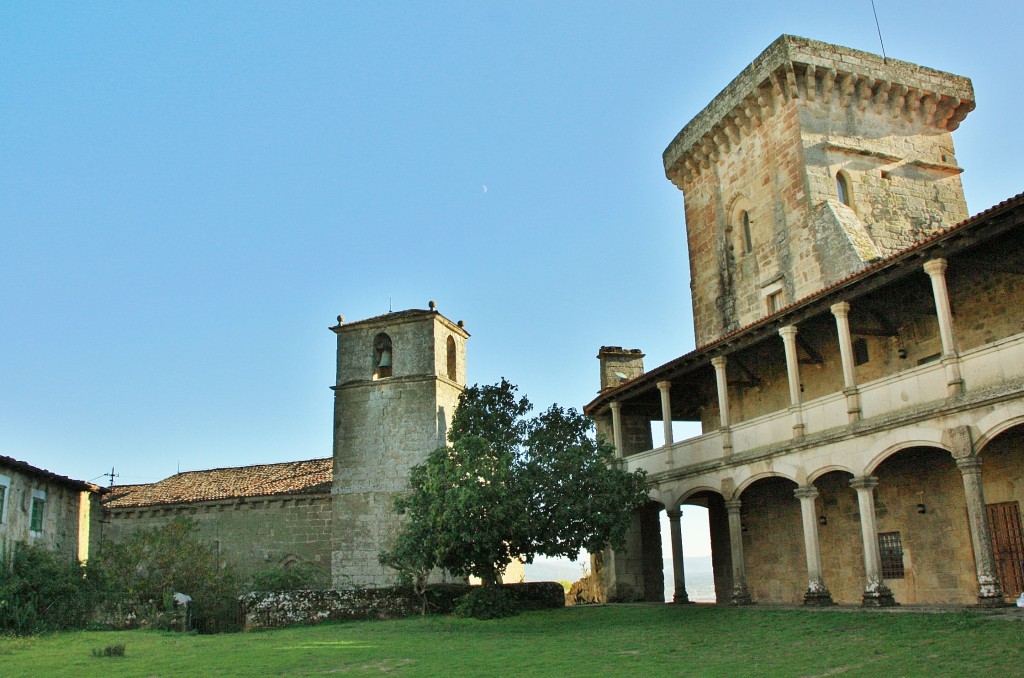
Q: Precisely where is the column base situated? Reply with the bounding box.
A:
[730,585,753,606]
[673,590,693,604]
[977,577,1008,607]
[803,583,834,607]
[861,580,896,607]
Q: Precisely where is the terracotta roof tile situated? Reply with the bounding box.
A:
[102,458,332,508]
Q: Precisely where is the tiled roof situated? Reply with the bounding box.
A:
[103,457,332,508]
[0,454,106,494]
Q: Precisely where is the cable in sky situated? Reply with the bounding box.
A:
[871,0,888,64]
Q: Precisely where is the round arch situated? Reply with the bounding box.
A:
[807,464,857,485]
[863,428,950,475]
[975,405,1024,453]
[734,469,800,498]
[674,485,723,508]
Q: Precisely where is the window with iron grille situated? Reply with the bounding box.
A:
[879,531,904,579]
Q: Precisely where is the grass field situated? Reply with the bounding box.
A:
[2,604,1023,677]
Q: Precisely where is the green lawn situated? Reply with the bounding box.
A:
[2,604,1022,677]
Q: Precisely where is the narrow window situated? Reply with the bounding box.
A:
[836,171,852,207]
[741,210,753,253]
[0,474,8,524]
[30,489,46,534]
[373,333,393,379]
[766,290,784,314]
[878,531,904,579]
[446,335,457,381]
[853,338,869,365]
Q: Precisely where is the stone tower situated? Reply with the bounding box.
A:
[329,304,469,587]
[663,35,975,346]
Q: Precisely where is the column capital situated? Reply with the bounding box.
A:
[956,456,983,474]
[830,301,851,318]
[609,401,622,413]
[724,499,743,512]
[794,486,819,501]
[711,355,728,369]
[656,380,672,392]
[849,476,879,491]
[923,257,948,277]
[778,324,799,340]
[666,508,682,520]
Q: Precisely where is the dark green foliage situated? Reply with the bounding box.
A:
[247,562,326,592]
[91,644,125,658]
[382,379,649,587]
[453,585,520,620]
[92,518,241,632]
[0,542,98,634]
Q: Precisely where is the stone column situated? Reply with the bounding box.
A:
[724,499,753,605]
[610,401,624,461]
[956,456,1005,606]
[830,302,861,423]
[666,509,691,604]
[923,258,963,395]
[657,381,674,448]
[849,476,895,606]
[794,486,833,605]
[778,325,805,437]
[711,356,733,456]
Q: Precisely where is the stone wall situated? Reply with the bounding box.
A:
[241,582,565,630]
[104,493,333,582]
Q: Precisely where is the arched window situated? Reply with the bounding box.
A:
[836,171,853,207]
[373,333,392,379]
[446,336,457,381]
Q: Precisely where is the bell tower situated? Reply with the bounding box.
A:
[329,302,469,587]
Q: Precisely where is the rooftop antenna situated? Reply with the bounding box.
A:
[389,295,393,313]
[870,0,888,64]
[103,466,119,488]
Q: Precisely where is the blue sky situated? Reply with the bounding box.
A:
[2,0,1021,518]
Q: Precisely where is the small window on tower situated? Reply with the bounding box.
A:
[373,333,393,379]
[446,335,457,381]
[836,171,853,208]
[766,290,784,314]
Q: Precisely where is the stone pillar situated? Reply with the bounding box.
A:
[923,258,963,395]
[711,356,733,456]
[610,401,624,461]
[794,486,833,605]
[830,302,861,423]
[956,456,1005,606]
[667,509,691,604]
[778,325,805,437]
[724,499,753,605]
[657,381,674,448]
[849,476,896,606]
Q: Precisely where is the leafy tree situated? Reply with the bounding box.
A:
[381,379,648,587]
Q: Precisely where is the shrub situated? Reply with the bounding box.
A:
[91,518,242,633]
[91,644,126,658]
[0,542,98,634]
[453,585,520,620]
[248,562,326,592]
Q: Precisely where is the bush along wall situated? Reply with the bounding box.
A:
[240,582,565,630]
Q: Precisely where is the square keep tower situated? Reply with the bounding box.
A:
[663,35,975,346]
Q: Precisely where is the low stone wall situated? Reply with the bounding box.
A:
[241,582,565,630]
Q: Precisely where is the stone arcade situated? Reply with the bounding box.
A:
[586,35,1024,606]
